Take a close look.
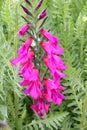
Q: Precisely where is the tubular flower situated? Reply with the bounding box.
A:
[43,55,67,72]
[40,29,59,43]
[51,90,66,105]
[30,99,50,119]
[43,79,66,104]
[18,37,33,54]
[10,0,67,119]
[24,81,41,100]
[41,41,64,55]
[10,50,34,66]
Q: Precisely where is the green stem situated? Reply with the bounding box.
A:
[80,40,84,64]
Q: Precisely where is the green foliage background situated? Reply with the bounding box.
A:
[0,0,87,130]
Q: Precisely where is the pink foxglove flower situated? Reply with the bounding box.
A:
[44,78,58,90]
[53,70,66,81]
[22,68,42,100]
[43,78,66,91]
[20,79,30,86]
[18,37,33,55]
[41,41,64,55]
[40,29,59,43]
[24,81,41,100]
[20,61,34,76]
[43,55,67,72]
[18,24,30,37]
[30,99,50,119]
[11,0,67,119]
[42,84,65,104]
[22,68,41,82]
[51,90,65,105]
[10,50,34,66]
[43,79,66,104]
[39,9,47,20]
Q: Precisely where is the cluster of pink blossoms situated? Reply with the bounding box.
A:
[11,0,67,119]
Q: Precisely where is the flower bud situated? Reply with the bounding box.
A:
[38,9,47,20]
[25,0,32,7]
[35,0,43,11]
[18,24,30,37]
[21,5,33,17]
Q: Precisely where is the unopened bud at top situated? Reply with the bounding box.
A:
[21,5,33,17]
[35,0,43,11]
[38,9,47,20]
[25,0,32,7]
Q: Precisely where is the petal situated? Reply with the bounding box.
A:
[40,29,59,43]
[52,70,66,81]
[41,41,64,55]
[52,90,65,105]
[20,80,30,86]
[40,42,52,55]
[44,104,50,114]
[18,37,33,55]
[10,55,23,66]
[24,82,41,100]
[49,55,68,70]
[44,78,58,90]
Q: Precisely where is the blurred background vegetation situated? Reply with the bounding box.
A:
[0,0,87,130]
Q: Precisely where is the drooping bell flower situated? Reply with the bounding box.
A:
[20,61,34,75]
[42,83,65,104]
[22,68,41,82]
[51,89,66,105]
[18,24,30,37]
[22,68,42,100]
[52,70,66,82]
[44,79,65,104]
[43,55,67,74]
[40,29,59,43]
[18,37,33,55]
[41,41,64,55]
[43,78,66,91]
[24,81,41,100]
[30,99,50,119]
[44,78,58,90]
[10,50,34,66]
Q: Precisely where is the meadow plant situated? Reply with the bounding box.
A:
[11,0,67,119]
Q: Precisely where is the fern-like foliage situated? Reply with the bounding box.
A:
[22,112,68,130]
[0,0,87,130]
